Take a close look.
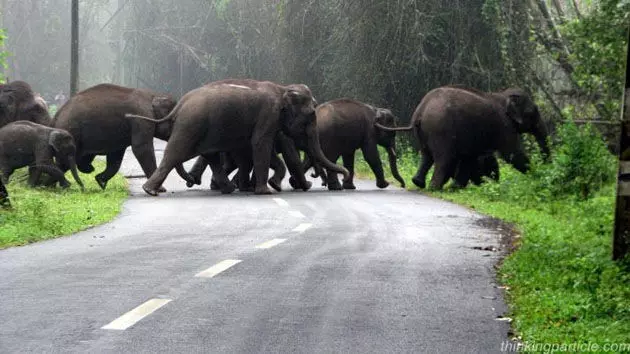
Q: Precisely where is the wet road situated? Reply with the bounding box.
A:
[0,140,511,353]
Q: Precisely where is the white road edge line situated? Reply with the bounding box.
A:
[255,238,287,249]
[102,298,172,331]
[289,210,305,218]
[292,223,313,233]
[195,259,242,278]
[273,198,289,207]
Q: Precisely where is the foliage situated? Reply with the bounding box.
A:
[0,161,128,248]
[559,0,629,120]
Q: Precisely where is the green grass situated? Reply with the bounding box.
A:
[354,141,630,345]
[0,161,128,248]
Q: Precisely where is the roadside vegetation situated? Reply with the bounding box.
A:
[356,122,630,344]
[0,161,128,249]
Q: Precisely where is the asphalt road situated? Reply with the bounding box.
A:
[0,140,511,353]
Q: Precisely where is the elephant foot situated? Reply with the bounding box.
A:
[289,176,299,190]
[301,180,312,191]
[210,179,221,191]
[268,178,283,192]
[158,186,167,193]
[95,176,108,190]
[254,185,273,195]
[327,182,343,191]
[60,181,71,189]
[142,183,160,196]
[343,181,357,190]
[220,183,236,194]
[412,176,426,189]
[376,180,389,189]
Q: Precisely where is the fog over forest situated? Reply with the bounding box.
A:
[0,0,626,125]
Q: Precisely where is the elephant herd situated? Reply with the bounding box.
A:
[0,78,549,208]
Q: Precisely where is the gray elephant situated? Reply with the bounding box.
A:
[453,153,500,187]
[52,84,178,190]
[300,98,406,190]
[127,80,349,196]
[0,178,9,208]
[376,85,549,190]
[0,121,84,190]
[184,79,317,192]
[0,81,52,128]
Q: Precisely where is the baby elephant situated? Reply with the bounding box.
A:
[0,121,84,190]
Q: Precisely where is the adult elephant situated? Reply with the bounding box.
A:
[127,80,349,196]
[52,84,178,190]
[185,78,320,192]
[376,86,549,190]
[0,121,84,190]
[0,81,52,128]
[300,98,406,190]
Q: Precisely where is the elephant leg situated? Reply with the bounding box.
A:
[27,166,43,187]
[325,153,343,191]
[232,150,254,192]
[131,140,167,193]
[251,135,274,195]
[453,158,475,188]
[429,154,457,190]
[95,149,126,190]
[276,133,311,191]
[341,152,356,190]
[187,156,208,188]
[412,150,433,189]
[0,179,9,208]
[206,153,235,194]
[268,153,286,192]
[77,154,96,174]
[361,143,388,189]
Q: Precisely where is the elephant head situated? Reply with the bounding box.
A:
[281,86,350,181]
[503,88,550,160]
[0,81,52,128]
[374,107,406,188]
[151,95,177,140]
[49,129,84,190]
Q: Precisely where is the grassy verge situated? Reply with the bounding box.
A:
[354,126,630,344]
[0,161,128,249]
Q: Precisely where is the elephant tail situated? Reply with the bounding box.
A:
[125,113,170,123]
[374,122,414,132]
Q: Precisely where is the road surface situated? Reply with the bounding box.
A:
[0,140,512,353]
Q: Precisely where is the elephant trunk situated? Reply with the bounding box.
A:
[387,145,406,188]
[534,119,551,161]
[306,124,349,180]
[68,156,85,191]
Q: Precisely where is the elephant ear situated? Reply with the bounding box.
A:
[48,130,65,152]
[152,96,175,119]
[506,95,524,126]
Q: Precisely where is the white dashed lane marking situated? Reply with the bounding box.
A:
[255,238,287,249]
[289,210,305,218]
[102,298,172,331]
[195,259,242,278]
[273,198,289,207]
[292,223,312,233]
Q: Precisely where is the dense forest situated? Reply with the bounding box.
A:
[0,0,627,126]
